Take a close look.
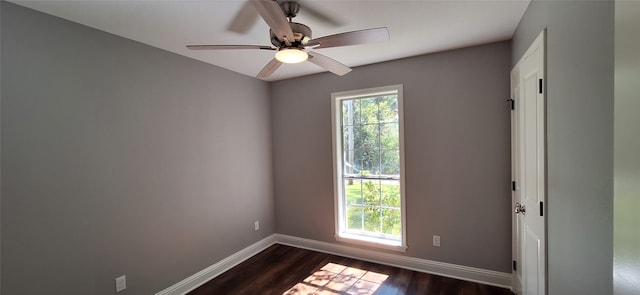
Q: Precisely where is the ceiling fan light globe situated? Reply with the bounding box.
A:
[275,48,308,64]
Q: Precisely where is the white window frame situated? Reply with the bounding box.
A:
[331,84,407,252]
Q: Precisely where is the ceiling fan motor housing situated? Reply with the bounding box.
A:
[280,1,301,18]
[270,22,311,48]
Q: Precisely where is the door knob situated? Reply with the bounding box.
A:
[514,203,526,215]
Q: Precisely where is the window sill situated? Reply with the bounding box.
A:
[335,234,407,252]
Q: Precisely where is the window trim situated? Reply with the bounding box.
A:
[331,84,407,252]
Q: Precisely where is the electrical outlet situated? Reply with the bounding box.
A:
[433,235,441,247]
[254,220,260,231]
[115,275,126,292]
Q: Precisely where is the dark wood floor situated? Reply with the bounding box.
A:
[188,244,513,295]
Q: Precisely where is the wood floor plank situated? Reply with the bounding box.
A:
[188,244,513,295]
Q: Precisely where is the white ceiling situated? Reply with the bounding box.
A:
[11,0,530,81]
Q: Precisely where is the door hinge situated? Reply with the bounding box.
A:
[539,79,543,94]
[507,98,515,110]
[513,260,517,271]
[512,181,516,191]
[540,201,544,216]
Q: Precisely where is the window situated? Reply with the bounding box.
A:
[331,85,406,251]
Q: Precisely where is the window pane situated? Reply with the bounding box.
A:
[362,180,381,206]
[342,99,360,126]
[377,96,398,123]
[343,150,358,175]
[364,206,382,233]
[380,123,399,149]
[344,179,363,205]
[360,97,379,124]
[355,149,380,175]
[381,180,400,207]
[380,150,400,175]
[381,208,401,235]
[353,124,379,151]
[347,206,363,231]
[343,125,356,157]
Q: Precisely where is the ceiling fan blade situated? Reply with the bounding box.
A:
[251,0,295,43]
[187,45,275,50]
[257,58,282,79]
[227,1,260,34]
[307,52,352,76]
[299,1,343,27]
[307,27,390,49]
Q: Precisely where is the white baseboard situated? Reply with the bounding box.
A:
[155,234,277,295]
[274,234,512,289]
[157,233,512,294]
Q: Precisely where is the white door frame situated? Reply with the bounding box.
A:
[511,30,547,295]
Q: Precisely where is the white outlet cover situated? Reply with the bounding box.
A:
[433,235,441,247]
[254,221,260,231]
[115,275,126,292]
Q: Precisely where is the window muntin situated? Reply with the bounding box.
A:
[332,85,405,250]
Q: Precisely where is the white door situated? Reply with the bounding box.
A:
[511,30,546,295]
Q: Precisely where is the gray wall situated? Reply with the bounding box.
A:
[512,1,614,294]
[271,41,513,272]
[0,1,3,293]
[614,1,640,294]
[1,2,274,294]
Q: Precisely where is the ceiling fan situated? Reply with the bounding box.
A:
[186,0,390,79]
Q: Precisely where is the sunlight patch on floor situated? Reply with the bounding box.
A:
[283,262,389,295]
